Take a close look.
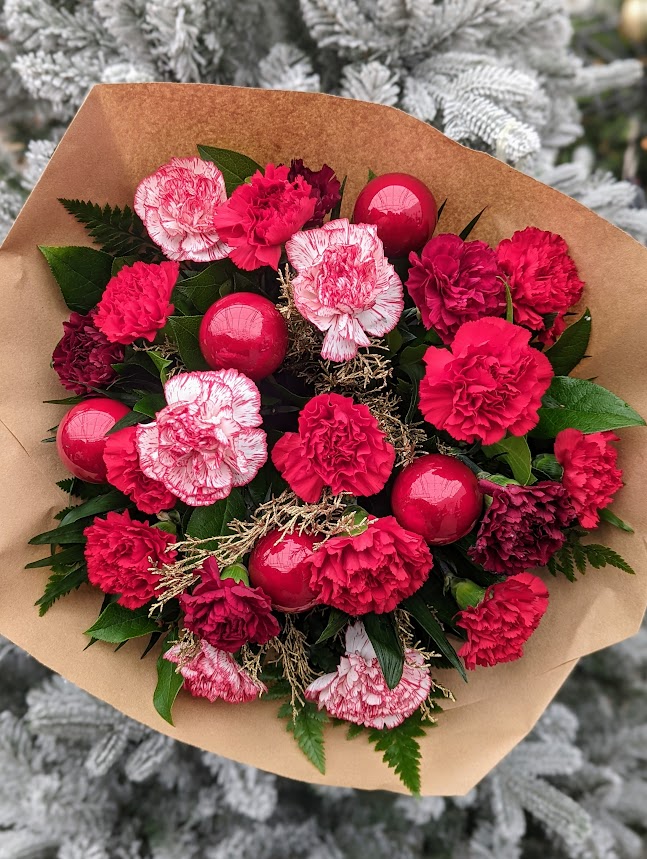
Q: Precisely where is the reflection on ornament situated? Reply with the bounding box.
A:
[56,398,130,483]
[352,172,438,258]
[390,454,483,545]
[248,529,320,612]
[199,292,288,381]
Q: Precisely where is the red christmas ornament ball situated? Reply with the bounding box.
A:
[56,398,130,483]
[391,454,483,545]
[248,529,320,613]
[352,172,438,258]
[199,292,288,381]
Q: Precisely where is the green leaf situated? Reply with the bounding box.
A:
[186,489,246,549]
[59,199,161,258]
[534,376,645,438]
[583,543,635,574]
[483,435,533,485]
[399,343,427,366]
[165,316,210,371]
[505,281,514,323]
[111,255,138,276]
[35,565,88,616]
[153,636,184,725]
[436,198,447,222]
[329,176,346,221]
[25,544,85,569]
[133,393,166,418]
[403,593,467,682]
[39,246,114,313]
[315,608,349,645]
[59,489,128,527]
[197,145,262,195]
[347,723,365,740]
[458,207,486,241]
[246,462,288,506]
[280,702,327,774]
[363,613,404,690]
[544,309,591,376]
[106,410,150,435]
[174,262,233,313]
[367,168,377,181]
[599,507,634,533]
[367,711,429,795]
[84,603,159,643]
[29,521,88,546]
[146,351,173,384]
[531,453,563,480]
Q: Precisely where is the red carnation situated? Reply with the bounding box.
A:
[419,317,553,445]
[288,159,342,228]
[94,260,179,345]
[84,510,177,609]
[554,429,623,529]
[103,426,176,515]
[456,573,549,670]
[496,227,584,340]
[406,234,505,344]
[180,557,280,652]
[470,480,575,575]
[213,164,316,271]
[303,516,432,615]
[271,393,396,503]
[52,311,124,395]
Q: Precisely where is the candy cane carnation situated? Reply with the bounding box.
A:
[305,622,431,729]
[165,640,266,704]
[286,219,404,362]
[136,369,267,506]
[134,157,230,262]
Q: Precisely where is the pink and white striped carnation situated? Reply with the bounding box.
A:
[134,157,230,262]
[165,639,266,704]
[286,219,404,362]
[305,622,431,729]
[136,369,267,506]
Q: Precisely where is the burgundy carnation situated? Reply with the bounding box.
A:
[406,234,505,344]
[84,510,177,609]
[496,227,584,338]
[180,557,280,652]
[456,573,549,669]
[52,311,124,395]
[554,428,623,529]
[103,425,176,515]
[419,317,553,445]
[469,480,576,575]
[271,393,396,503]
[213,164,316,271]
[288,159,342,228]
[303,516,433,615]
[94,260,179,345]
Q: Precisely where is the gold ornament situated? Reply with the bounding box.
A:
[620,0,647,41]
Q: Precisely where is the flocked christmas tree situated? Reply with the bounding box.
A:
[1,1,646,857]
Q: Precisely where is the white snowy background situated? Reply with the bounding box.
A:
[1,2,646,857]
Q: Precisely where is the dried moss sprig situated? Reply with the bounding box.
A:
[358,390,427,466]
[152,490,357,609]
[277,267,322,363]
[170,628,200,671]
[238,642,272,689]
[266,616,317,714]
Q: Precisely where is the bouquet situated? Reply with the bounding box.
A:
[4,85,647,795]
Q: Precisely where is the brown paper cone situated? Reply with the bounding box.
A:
[1,84,646,795]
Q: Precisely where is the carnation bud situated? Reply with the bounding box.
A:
[452,579,487,610]
[220,563,250,586]
[342,506,370,536]
[152,520,177,535]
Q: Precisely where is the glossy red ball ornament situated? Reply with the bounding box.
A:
[352,172,438,258]
[391,454,483,545]
[199,292,288,381]
[248,529,320,613]
[56,398,130,483]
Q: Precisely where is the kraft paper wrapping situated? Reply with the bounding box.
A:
[1,84,646,795]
